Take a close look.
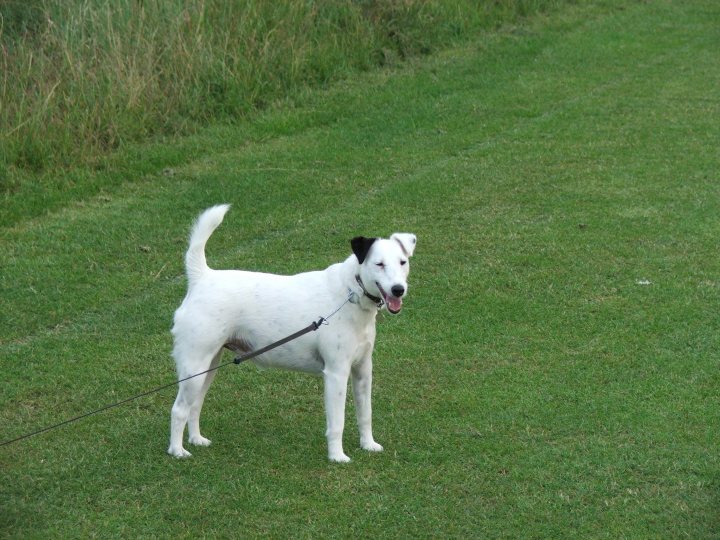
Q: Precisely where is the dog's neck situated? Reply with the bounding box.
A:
[336,256,383,313]
[354,274,384,309]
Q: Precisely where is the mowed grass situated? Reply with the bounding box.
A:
[2,1,720,537]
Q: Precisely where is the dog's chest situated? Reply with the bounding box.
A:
[349,338,373,367]
[323,317,376,366]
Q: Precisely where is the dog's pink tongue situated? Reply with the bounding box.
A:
[387,296,402,313]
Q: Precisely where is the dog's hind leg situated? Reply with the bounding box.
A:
[187,349,222,447]
[168,350,218,458]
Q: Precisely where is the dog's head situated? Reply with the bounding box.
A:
[351,233,417,314]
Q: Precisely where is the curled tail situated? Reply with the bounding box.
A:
[185,204,231,285]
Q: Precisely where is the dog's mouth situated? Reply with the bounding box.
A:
[376,283,403,314]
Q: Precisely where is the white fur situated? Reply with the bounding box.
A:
[168,205,416,462]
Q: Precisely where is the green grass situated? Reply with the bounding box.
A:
[2,0,720,537]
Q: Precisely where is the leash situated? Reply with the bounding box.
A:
[1,295,354,448]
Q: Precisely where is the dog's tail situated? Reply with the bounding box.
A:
[185,204,231,285]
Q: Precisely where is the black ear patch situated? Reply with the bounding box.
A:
[350,236,377,264]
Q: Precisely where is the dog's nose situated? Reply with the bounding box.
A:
[391,285,405,298]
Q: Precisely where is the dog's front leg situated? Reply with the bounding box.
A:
[352,358,383,453]
[323,367,351,463]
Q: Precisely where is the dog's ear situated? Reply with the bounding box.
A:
[391,233,417,257]
[350,236,377,264]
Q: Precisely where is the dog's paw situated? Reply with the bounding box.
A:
[168,446,193,458]
[189,435,212,447]
[361,439,384,453]
[329,452,352,463]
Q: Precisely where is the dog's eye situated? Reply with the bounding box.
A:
[400,260,407,266]
[375,262,385,268]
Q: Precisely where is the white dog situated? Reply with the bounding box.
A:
[168,204,416,462]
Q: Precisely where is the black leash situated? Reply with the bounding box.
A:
[0,316,327,448]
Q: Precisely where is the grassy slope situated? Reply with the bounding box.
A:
[2,0,719,537]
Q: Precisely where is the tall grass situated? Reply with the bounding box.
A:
[0,0,565,177]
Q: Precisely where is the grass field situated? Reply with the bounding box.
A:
[2,0,720,537]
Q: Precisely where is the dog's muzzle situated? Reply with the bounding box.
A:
[377,283,404,314]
